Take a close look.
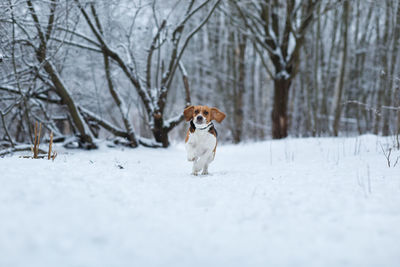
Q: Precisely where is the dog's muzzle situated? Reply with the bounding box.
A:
[196,115,204,124]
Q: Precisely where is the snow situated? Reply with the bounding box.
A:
[276,70,290,80]
[0,135,399,267]
[287,31,296,61]
[178,61,188,76]
[268,25,278,45]
[164,113,184,129]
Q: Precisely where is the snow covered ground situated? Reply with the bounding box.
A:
[0,135,399,267]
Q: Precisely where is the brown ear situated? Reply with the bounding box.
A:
[211,107,226,123]
[183,106,194,121]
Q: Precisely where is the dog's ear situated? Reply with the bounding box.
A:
[183,106,194,121]
[211,107,226,123]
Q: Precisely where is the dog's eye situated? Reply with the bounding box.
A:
[195,110,199,114]
[203,111,209,115]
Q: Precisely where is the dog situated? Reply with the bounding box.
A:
[183,105,226,175]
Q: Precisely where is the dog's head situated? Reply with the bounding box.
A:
[183,105,226,126]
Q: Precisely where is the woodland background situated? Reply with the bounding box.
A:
[1,0,399,150]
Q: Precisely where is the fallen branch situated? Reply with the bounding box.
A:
[78,106,128,138]
[345,100,400,115]
[0,145,46,157]
[110,137,163,148]
[79,106,163,148]
[138,137,163,148]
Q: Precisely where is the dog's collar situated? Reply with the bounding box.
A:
[191,121,214,131]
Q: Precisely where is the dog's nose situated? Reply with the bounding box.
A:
[196,116,203,122]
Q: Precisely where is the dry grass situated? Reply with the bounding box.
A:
[21,122,57,161]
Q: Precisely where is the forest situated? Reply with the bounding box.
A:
[1,0,399,151]
[1,1,400,266]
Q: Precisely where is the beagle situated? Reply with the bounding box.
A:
[183,105,226,175]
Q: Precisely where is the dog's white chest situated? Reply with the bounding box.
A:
[186,130,216,156]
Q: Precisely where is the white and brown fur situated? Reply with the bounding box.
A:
[184,105,226,175]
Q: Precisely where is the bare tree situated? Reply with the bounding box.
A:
[72,0,221,147]
[233,0,320,139]
[26,0,97,148]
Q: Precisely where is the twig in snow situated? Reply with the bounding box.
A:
[380,143,392,167]
[33,121,42,158]
[48,131,53,160]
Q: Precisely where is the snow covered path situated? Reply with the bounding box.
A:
[0,135,399,267]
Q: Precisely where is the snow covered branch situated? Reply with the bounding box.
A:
[147,20,167,90]
[0,144,46,157]
[178,61,191,106]
[165,0,221,90]
[78,106,128,139]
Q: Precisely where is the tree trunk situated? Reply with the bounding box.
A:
[313,4,321,136]
[382,0,400,136]
[44,62,96,149]
[152,115,169,148]
[271,77,291,139]
[331,0,349,137]
[250,43,257,140]
[320,7,339,133]
[258,67,265,140]
[374,1,390,135]
[233,34,246,143]
[397,109,400,149]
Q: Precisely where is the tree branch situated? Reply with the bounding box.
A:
[163,0,221,102]
[78,106,129,138]
[147,19,166,90]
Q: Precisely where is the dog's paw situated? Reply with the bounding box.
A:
[191,171,199,176]
[187,156,198,162]
[201,170,209,175]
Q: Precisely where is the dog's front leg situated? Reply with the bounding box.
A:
[191,157,203,175]
[192,151,214,176]
[202,165,209,175]
[200,152,214,175]
[185,143,197,162]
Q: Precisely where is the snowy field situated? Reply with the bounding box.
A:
[0,135,399,267]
